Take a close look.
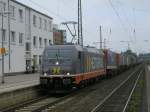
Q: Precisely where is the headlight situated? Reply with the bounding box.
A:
[55,61,59,65]
[67,73,70,75]
[44,73,47,76]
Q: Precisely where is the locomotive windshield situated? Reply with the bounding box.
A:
[45,49,72,58]
[44,49,72,65]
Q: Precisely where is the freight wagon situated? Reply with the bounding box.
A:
[103,49,138,77]
[120,50,138,69]
[103,49,120,77]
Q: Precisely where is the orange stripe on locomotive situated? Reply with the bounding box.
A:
[73,69,106,84]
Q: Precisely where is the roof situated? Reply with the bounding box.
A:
[84,46,100,54]
[45,45,84,51]
[12,0,53,20]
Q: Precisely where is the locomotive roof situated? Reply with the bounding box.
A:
[84,46,100,54]
[45,45,83,51]
[45,45,103,55]
[46,45,103,54]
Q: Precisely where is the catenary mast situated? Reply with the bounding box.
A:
[78,0,83,46]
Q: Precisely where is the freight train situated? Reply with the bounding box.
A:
[40,45,137,91]
[103,49,137,77]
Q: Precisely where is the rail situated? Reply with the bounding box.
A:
[90,65,143,112]
[122,70,143,112]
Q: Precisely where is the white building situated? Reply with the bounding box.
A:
[0,0,53,74]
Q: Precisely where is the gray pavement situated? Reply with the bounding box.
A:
[0,73,40,93]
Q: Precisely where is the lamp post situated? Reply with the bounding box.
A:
[0,11,10,84]
[1,12,4,84]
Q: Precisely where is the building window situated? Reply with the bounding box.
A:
[11,31,15,43]
[39,17,42,29]
[44,39,47,47]
[19,9,23,22]
[0,1,6,11]
[44,19,47,30]
[2,29,6,42]
[26,43,31,51]
[19,33,23,44]
[49,40,52,45]
[10,5,15,18]
[33,36,37,47]
[33,15,36,27]
[39,37,42,47]
[33,55,37,66]
[49,21,52,31]
[39,55,42,65]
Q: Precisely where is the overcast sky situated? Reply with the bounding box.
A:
[18,0,150,54]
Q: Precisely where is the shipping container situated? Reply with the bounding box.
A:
[104,49,117,69]
[121,50,137,66]
[115,53,121,66]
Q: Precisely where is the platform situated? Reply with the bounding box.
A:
[146,64,150,112]
[0,73,40,94]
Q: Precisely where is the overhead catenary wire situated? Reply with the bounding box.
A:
[120,5,135,42]
[107,0,139,53]
[108,0,127,32]
[121,5,134,31]
[108,0,134,42]
[132,8,137,42]
[114,1,134,30]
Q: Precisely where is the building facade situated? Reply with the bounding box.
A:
[0,0,53,74]
[53,24,67,45]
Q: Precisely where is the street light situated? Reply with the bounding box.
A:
[0,11,11,84]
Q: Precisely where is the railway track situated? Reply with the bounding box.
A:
[11,89,79,112]
[1,95,49,112]
[91,66,144,112]
[2,65,142,112]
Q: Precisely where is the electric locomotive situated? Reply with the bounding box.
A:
[40,45,106,91]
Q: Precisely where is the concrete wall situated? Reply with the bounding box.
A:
[0,86,42,110]
[0,0,53,75]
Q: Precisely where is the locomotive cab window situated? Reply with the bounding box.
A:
[78,51,82,59]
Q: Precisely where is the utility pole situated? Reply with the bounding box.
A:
[78,0,83,46]
[0,11,10,84]
[8,0,11,71]
[1,13,4,84]
[78,0,84,73]
[104,38,107,49]
[100,26,102,49]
